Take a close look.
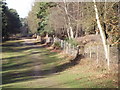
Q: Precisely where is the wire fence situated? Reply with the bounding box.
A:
[46,36,119,64]
[53,37,79,57]
[84,43,119,64]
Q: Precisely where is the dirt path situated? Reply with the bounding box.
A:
[21,38,55,78]
[22,39,43,77]
[2,38,118,88]
[2,38,61,87]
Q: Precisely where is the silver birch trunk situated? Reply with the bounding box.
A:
[75,2,80,38]
[63,17,70,39]
[93,0,110,69]
[63,0,74,39]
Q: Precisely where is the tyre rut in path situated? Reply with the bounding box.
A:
[22,39,44,77]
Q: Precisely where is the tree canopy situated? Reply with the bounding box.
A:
[26,1,119,45]
[1,0,22,39]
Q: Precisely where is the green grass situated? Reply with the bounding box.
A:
[1,39,118,88]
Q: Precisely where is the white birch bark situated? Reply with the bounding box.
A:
[57,5,70,39]
[75,2,80,38]
[63,16,70,39]
[93,0,110,69]
[63,0,74,39]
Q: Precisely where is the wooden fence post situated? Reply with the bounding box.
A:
[68,43,71,54]
[65,41,67,53]
[60,40,63,48]
[53,37,81,57]
[66,42,69,54]
[90,45,92,58]
[96,45,99,64]
[107,44,110,70]
[63,41,66,52]
[72,45,75,56]
[53,37,55,43]
[77,45,80,56]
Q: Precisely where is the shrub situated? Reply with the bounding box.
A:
[65,38,79,47]
[54,41,61,49]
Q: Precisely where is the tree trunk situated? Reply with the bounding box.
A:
[75,2,80,38]
[63,17,70,39]
[63,0,74,39]
[93,0,110,69]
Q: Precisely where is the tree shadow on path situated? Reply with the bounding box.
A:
[2,38,84,86]
[2,54,84,85]
[38,54,84,76]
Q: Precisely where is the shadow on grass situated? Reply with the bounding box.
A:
[38,54,84,76]
[2,38,48,53]
[2,43,47,53]
[2,39,84,86]
[2,40,23,47]
[2,70,44,85]
[2,51,42,61]
[2,54,84,85]
[3,55,82,84]
[3,61,33,71]
[16,45,47,51]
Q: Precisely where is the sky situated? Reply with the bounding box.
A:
[6,0,35,18]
